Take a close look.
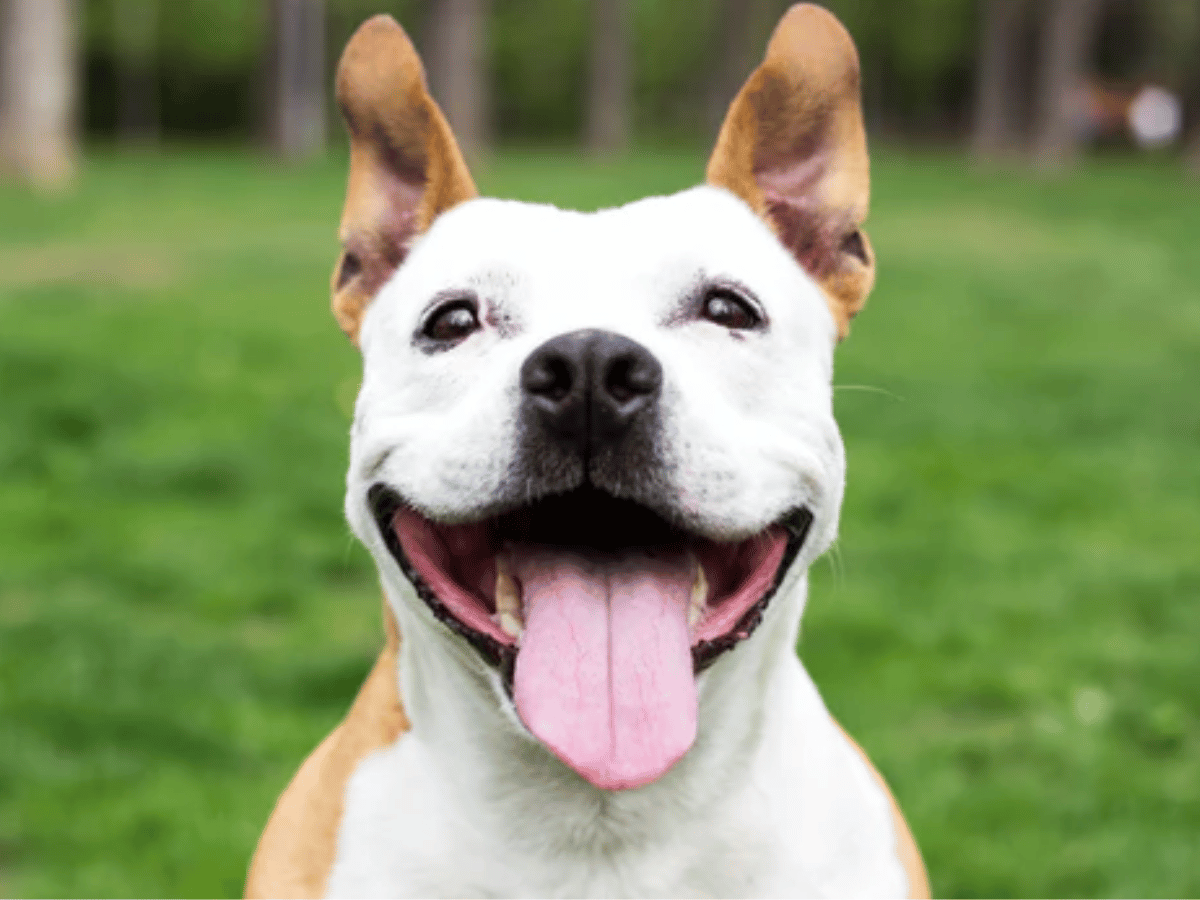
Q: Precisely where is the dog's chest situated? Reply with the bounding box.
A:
[326,740,805,898]
[322,663,907,899]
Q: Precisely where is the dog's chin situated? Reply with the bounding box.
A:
[367,483,812,790]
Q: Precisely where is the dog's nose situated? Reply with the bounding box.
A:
[521,329,662,451]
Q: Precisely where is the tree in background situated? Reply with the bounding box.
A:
[1031,0,1106,170]
[17,0,1196,174]
[425,0,491,160]
[267,0,326,162]
[971,0,1026,161]
[1191,92,1200,174]
[586,0,629,155]
[0,0,79,189]
[704,0,771,139]
[823,0,977,137]
[1166,2,1200,173]
[113,0,158,144]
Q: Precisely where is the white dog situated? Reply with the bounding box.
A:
[246,5,928,897]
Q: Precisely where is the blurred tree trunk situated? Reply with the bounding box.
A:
[114,0,159,145]
[1187,10,1200,174]
[705,0,769,139]
[1031,0,1105,171]
[586,0,629,156]
[425,0,490,160]
[0,0,78,189]
[267,0,326,162]
[1187,74,1200,173]
[971,0,1026,161]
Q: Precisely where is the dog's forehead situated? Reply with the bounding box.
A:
[435,185,768,252]
[391,185,808,318]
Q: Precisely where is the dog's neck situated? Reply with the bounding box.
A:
[381,564,812,849]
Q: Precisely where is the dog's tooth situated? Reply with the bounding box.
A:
[691,559,708,605]
[495,556,523,641]
[494,556,520,617]
[688,562,708,627]
[499,611,524,640]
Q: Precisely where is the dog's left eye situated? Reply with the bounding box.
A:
[702,289,761,330]
[423,299,481,343]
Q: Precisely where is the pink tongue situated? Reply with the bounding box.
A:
[510,548,697,791]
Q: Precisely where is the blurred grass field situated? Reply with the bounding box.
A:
[1,148,1198,898]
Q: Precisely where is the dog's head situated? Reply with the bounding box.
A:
[334,5,873,793]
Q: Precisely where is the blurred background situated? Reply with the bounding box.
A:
[7,0,1200,174]
[1,0,1197,897]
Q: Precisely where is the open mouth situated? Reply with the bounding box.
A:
[368,484,812,790]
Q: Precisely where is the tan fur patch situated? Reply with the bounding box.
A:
[244,602,408,899]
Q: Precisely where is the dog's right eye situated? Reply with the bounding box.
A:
[422,298,480,343]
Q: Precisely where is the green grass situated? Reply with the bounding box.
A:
[1,147,1198,897]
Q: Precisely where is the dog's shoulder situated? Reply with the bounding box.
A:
[831,721,930,899]
[775,660,928,898]
[244,613,409,899]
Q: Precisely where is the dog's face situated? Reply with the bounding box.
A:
[334,6,873,793]
[352,188,839,537]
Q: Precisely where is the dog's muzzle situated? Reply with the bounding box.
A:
[365,328,816,791]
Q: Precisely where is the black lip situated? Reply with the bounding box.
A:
[367,484,814,691]
[690,506,812,670]
[368,484,516,686]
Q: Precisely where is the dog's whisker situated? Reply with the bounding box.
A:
[832,383,905,402]
[826,539,846,585]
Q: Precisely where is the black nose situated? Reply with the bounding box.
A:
[520,329,662,452]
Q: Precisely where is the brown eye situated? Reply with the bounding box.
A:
[702,289,761,330]
[422,299,480,343]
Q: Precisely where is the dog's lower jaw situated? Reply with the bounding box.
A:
[325,561,908,899]
[384,557,809,804]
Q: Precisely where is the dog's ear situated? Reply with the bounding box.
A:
[706,4,872,340]
[331,15,477,345]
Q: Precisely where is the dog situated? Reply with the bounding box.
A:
[245,5,929,897]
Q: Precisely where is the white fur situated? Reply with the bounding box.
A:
[330,187,908,898]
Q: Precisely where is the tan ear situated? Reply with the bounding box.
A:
[331,15,477,345]
[706,4,873,341]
